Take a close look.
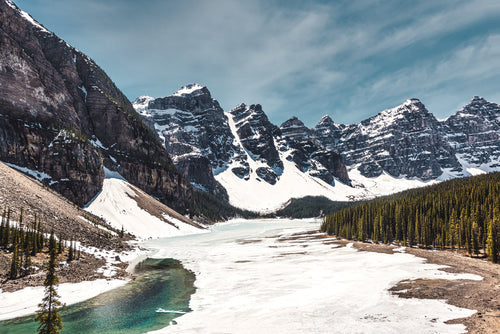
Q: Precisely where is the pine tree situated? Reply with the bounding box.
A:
[0,212,4,247]
[320,172,500,263]
[35,231,64,334]
[57,238,63,254]
[9,229,19,279]
[23,236,33,276]
[487,214,499,263]
[4,211,10,247]
[472,221,480,257]
[67,240,74,262]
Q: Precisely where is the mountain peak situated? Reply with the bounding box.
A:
[471,95,485,102]
[454,95,500,117]
[3,0,50,33]
[316,115,334,127]
[131,96,154,114]
[375,99,427,122]
[172,83,207,97]
[280,116,305,129]
[402,98,422,106]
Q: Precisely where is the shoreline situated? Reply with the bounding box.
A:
[341,239,500,334]
[0,245,150,322]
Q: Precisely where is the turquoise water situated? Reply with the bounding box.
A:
[0,258,195,334]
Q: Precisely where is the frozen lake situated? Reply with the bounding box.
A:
[144,218,481,334]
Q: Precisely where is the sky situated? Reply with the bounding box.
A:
[15,0,500,127]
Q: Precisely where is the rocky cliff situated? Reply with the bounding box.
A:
[321,99,462,180]
[280,117,350,185]
[443,96,500,169]
[133,84,238,200]
[0,0,191,209]
[135,88,352,191]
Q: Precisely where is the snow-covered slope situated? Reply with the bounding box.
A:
[216,112,435,212]
[85,170,205,239]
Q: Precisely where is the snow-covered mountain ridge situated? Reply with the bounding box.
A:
[134,86,499,212]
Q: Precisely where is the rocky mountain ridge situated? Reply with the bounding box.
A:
[442,96,500,168]
[311,97,500,179]
[0,0,191,211]
[134,87,351,197]
[135,87,499,211]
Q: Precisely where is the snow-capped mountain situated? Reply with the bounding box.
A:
[228,103,283,184]
[280,117,350,186]
[312,97,499,181]
[133,84,236,199]
[442,96,500,172]
[0,0,191,211]
[135,87,500,212]
[312,115,345,151]
[321,98,463,180]
[134,86,352,211]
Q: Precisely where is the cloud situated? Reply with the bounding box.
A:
[15,0,500,126]
[363,34,500,118]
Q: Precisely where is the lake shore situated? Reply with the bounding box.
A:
[0,245,148,321]
[336,239,500,334]
[3,219,497,333]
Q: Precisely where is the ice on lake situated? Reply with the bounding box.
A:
[145,218,480,334]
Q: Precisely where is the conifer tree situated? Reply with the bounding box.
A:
[67,240,74,262]
[23,235,33,276]
[36,231,63,334]
[9,229,19,279]
[472,221,480,257]
[320,172,500,263]
[57,238,63,254]
[487,214,499,263]
[0,214,4,247]
[4,212,10,247]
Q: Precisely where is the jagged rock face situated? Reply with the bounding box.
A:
[0,117,103,205]
[334,99,461,180]
[280,118,350,185]
[133,84,236,199]
[0,0,191,208]
[443,96,500,168]
[311,115,345,150]
[230,103,283,171]
[279,117,311,141]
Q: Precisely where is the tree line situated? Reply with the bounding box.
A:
[0,208,81,280]
[321,172,500,263]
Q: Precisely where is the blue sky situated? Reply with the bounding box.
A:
[15,0,500,126]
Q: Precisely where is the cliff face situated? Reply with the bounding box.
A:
[280,117,350,185]
[133,85,237,200]
[0,0,191,208]
[312,99,462,180]
[443,96,500,169]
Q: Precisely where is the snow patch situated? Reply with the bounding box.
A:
[85,176,204,240]
[6,0,51,33]
[4,162,52,182]
[172,84,204,96]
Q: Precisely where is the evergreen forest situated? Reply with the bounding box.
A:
[321,172,500,263]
